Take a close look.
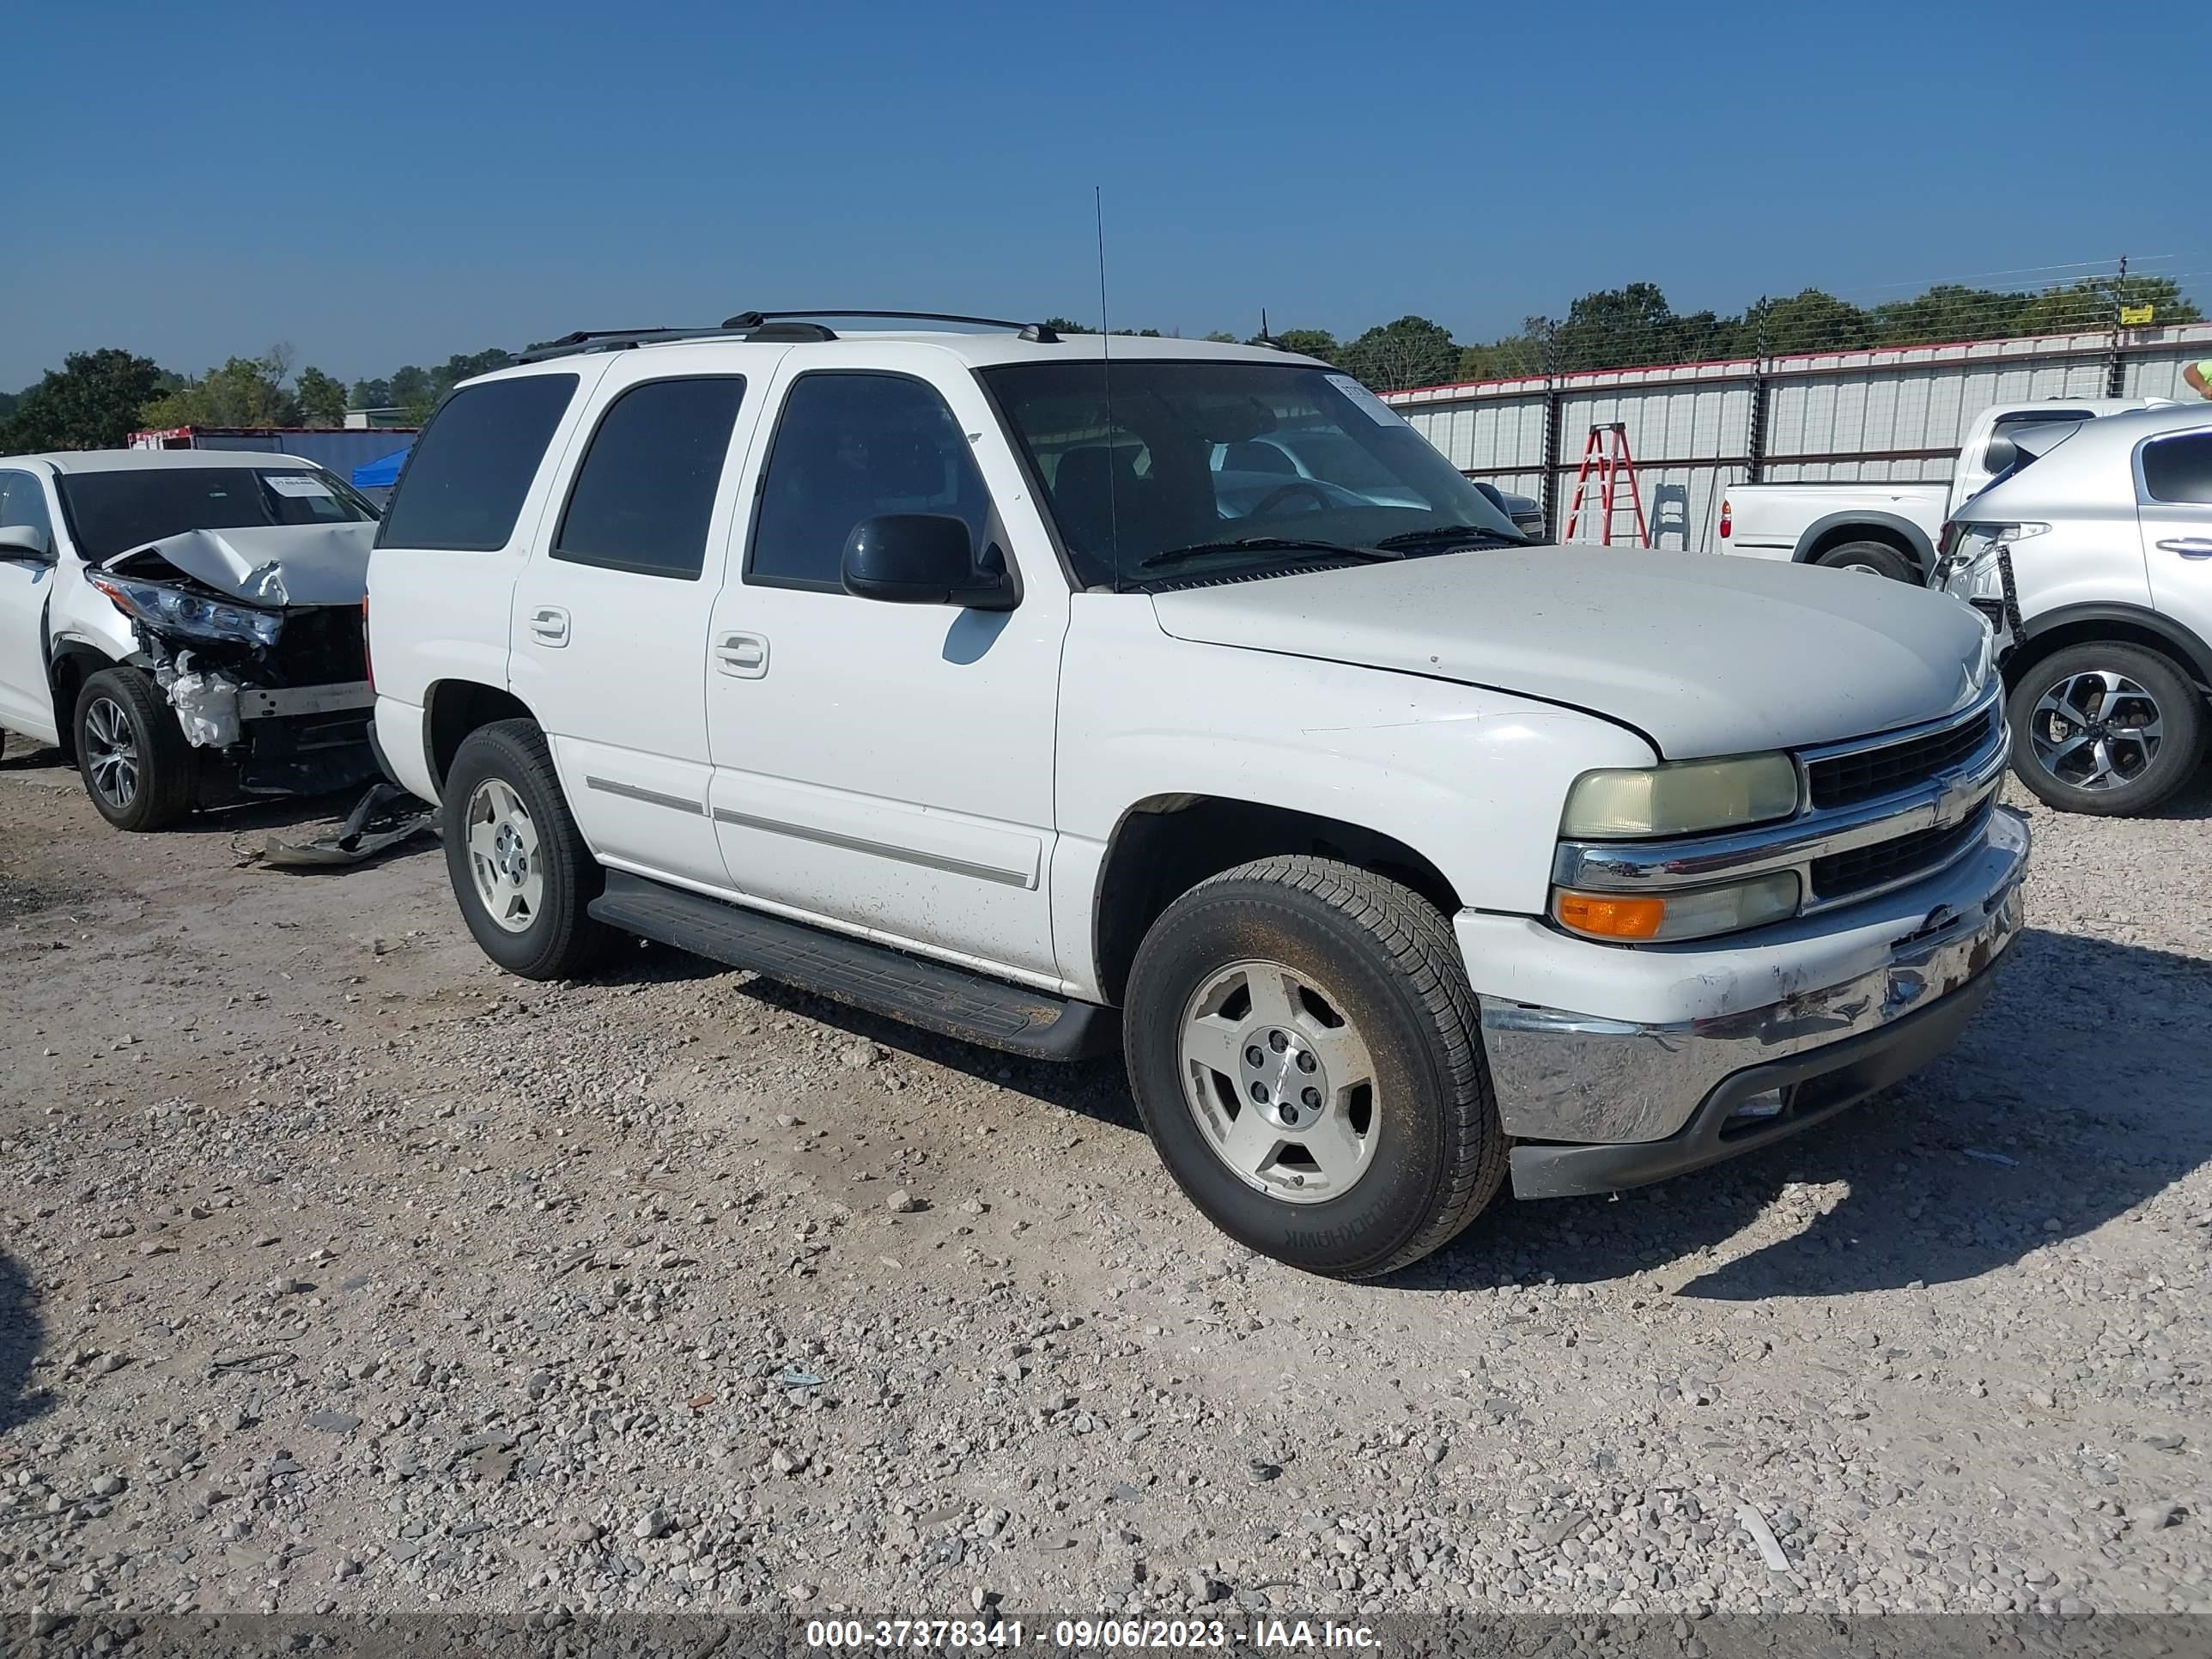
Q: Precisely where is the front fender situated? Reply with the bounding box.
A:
[1056,601,1656,918]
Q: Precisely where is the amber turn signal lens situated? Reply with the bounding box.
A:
[1554,891,1667,939]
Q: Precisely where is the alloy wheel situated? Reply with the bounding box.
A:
[83,696,139,811]
[2029,669,2163,793]
[1176,958,1379,1204]
[464,778,544,933]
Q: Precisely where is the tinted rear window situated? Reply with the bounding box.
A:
[378,374,578,550]
[554,377,746,580]
[2142,432,2212,504]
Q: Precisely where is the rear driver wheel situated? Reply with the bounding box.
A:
[441,720,615,978]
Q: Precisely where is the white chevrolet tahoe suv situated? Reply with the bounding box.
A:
[367,314,2029,1279]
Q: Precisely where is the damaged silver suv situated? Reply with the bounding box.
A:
[0,449,383,830]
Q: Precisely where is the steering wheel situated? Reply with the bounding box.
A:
[1249,481,1333,515]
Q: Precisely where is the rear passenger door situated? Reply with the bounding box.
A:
[702,349,1068,981]
[511,361,768,891]
[2137,426,2212,648]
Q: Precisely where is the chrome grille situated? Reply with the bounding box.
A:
[1807,703,2002,810]
[1810,799,1994,902]
[1552,684,2010,925]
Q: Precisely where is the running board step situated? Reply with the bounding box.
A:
[589,871,1118,1060]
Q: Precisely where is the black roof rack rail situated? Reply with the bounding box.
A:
[514,320,837,364]
[722,310,1061,343]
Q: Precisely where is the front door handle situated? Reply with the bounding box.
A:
[528,605,571,646]
[2156,537,2212,560]
[715,630,769,678]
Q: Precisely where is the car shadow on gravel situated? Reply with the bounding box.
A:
[0,1252,51,1432]
[611,924,2210,1301]
[723,974,1145,1128]
[1407,926,2212,1299]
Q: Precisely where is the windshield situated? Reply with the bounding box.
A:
[981,361,1523,587]
[57,466,380,562]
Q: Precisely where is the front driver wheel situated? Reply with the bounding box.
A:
[73,666,193,831]
[2006,642,2205,816]
[1122,855,1505,1279]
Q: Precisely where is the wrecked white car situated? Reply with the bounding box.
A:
[0,450,383,830]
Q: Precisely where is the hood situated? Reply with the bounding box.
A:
[1148,549,1992,757]
[105,521,374,607]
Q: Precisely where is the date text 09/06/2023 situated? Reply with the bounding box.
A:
[803,1617,1384,1650]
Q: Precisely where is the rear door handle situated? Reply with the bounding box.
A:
[2156,538,2212,560]
[528,605,570,645]
[715,630,769,678]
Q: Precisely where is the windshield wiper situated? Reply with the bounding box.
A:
[1134,537,1401,573]
[1372,524,1525,550]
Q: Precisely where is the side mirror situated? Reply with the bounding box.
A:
[1981,434,2019,477]
[0,525,52,562]
[842,514,1014,611]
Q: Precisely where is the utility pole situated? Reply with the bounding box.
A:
[2106,252,2130,398]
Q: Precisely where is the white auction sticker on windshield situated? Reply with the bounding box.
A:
[263,475,333,498]
[1324,374,1408,427]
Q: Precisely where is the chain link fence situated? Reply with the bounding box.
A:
[1387,257,2212,549]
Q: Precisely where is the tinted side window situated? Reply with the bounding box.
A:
[749,374,990,591]
[2142,433,2212,504]
[377,374,578,550]
[553,377,746,580]
[0,471,52,546]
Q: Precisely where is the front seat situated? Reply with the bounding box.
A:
[1049,444,1146,563]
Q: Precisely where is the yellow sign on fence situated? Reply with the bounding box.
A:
[2120,303,2156,325]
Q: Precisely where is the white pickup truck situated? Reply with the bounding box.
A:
[367,315,2028,1279]
[1717,398,2161,581]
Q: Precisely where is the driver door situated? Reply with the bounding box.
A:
[0,469,60,742]
[702,347,1070,981]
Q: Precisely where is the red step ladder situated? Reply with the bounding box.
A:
[1559,422,1650,547]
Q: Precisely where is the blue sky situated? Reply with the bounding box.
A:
[4,0,2204,390]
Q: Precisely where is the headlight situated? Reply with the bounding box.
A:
[1560,753,1800,840]
[1554,872,1802,942]
[1940,521,2047,594]
[88,574,283,648]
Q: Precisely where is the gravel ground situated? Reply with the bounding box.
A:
[1,734,2208,1628]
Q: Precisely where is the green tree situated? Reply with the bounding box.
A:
[350,376,392,410]
[295,366,348,427]
[0,348,168,451]
[2013,274,2203,336]
[1455,318,1550,381]
[1337,316,1459,392]
[1202,331,1239,343]
[140,349,303,429]
[386,364,434,410]
[1734,289,1872,356]
[1868,284,2027,347]
[1552,283,1682,371]
[1264,327,1340,363]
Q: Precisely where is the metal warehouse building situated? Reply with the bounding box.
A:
[1384,321,2212,550]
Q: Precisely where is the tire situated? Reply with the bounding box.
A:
[441,719,615,979]
[1814,540,1918,583]
[73,666,193,831]
[2005,641,2205,817]
[1122,854,1506,1280]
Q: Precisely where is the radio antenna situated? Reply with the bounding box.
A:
[1096,185,1121,589]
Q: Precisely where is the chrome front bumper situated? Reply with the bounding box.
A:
[1475,805,2028,1194]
